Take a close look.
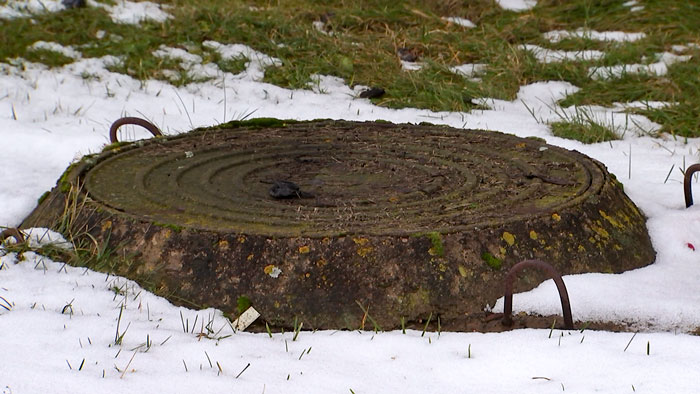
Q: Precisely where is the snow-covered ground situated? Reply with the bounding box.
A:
[2,1,700,393]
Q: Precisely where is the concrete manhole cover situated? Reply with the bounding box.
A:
[23,119,655,330]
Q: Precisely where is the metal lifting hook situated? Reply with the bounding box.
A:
[502,259,574,330]
[109,117,162,143]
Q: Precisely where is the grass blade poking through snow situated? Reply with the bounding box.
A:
[624,332,638,352]
[421,312,432,337]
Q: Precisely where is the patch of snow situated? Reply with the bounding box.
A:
[442,16,476,28]
[22,227,73,250]
[309,74,363,97]
[153,46,203,66]
[400,60,423,71]
[495,0,537,12]
[30,41,83,60]
[203,41,282,81]
[0,0,63,19]
[611,101,675,111]
[589,52,692,79]
[90,0,172,25]
[544,29,646,43]
[153,45,219,81]
[450,63,487,79]
[521,44,605,62]
[474,81,662,138]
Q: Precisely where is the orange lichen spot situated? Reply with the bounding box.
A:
[237,235,246,243]
[388,195,400,203]
[551,213,561,222]
[218,239,229,249]
[299,245,310,254]
[317,258,328,267]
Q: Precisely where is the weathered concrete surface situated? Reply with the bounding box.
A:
[22,120,655,330]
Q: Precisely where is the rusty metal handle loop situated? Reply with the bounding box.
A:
[502,259,574,330]
[109,117,162,143]
[0,228,26,244]
[684,163,700,208]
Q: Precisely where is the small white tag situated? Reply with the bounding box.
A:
[232,307,260,331]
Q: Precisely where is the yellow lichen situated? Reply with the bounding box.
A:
[246,254,254,261]
[578,244,586,252]
[299,245,310,254]
[599,210,623,228]
[316,258,327,267]
[353,237,373,257]
[591,224,610,238]
[238,235,246,243]
[551,213,561,222]
[218,239,229,249]
[357,246,373,257]
[529,230,538,240]
[502,231,515,246]
[353,237,370,246]
[458,265,468,277]
[101,220,112,232]
[264,264,282,278]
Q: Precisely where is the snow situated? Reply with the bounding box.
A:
[450,63,487,79]
[0,0,171,24]
[442,16,476,28]
[544,29,646,43]
[521,44,605,62]
[495,0,538,12]
[0,0,63,19]
[30,41,83,60]
[400,60,423,71]
[90,0,172,25]
[589,52,693,79]
[3,4,700,394]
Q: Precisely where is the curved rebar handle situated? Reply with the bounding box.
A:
[109,117,162,143]
[684,163,700,208]
[502,259,574,330]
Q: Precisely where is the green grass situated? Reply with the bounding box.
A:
[1,0,700,140]
[551,120,618,143]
